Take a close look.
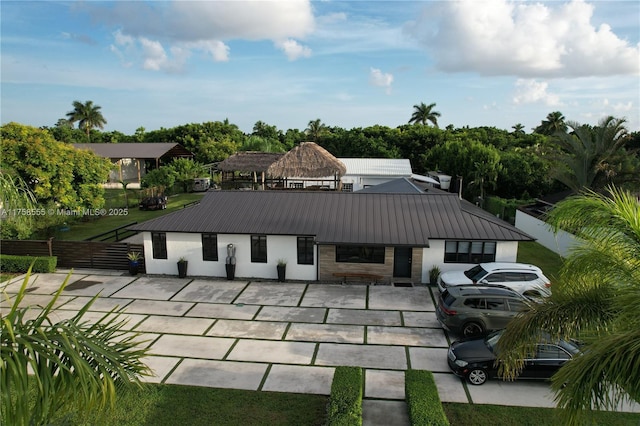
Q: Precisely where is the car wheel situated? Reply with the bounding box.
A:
[467,368,487,385]
[462,321,484,337]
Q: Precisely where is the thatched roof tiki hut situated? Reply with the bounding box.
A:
[267,142,347,190]
[217,152,284,189]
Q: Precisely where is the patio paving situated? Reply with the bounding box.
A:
[4,270,639,421]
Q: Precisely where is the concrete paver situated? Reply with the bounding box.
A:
[234,282,305,306]
[59,296,133,312]
[402,311,440,327]
[262,365,334,395]
[255,305,326,323]
[326,308,401,326]
[365,370,405,399]
[124,299,195,316]
[172,280,247,303]
[432,373,469,403]
[368,286,433,311]
[186,302,260,320]
[141,355,181,383]
[111,277,190,300]
[285,323,364,344]
[165,359,268,390]
[150,334,235,359]
[315,343,407,370]
[362,400,410,426]
[227,340,316,364]
[207,319,288,340]
[300,284,367,309]
[367,326,448,347]
[408,348,450,372]
[135,315,214,335]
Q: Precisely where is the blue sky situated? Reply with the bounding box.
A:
[2,0,639,135]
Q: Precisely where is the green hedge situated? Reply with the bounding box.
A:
[0,255,57,273]
[326,366,363,426]
[405,370,449,426]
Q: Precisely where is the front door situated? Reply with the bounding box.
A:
[393,247,412,278]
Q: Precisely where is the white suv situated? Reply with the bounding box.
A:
[437,262,551,298]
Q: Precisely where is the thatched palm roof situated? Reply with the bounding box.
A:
[267,142,346,178]
[217,152,284,172]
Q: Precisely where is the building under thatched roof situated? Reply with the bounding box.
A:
[217,152,284,173]
[267,142,346,178]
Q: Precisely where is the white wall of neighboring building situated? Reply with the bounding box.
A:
[515,210,579,257]
[142,232,317,280]
[420,240,519,283]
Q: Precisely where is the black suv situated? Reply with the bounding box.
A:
[436,285,531,337]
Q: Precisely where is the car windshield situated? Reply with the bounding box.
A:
[484,330,503,352]
[464,265,488,282]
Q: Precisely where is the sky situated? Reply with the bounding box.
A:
[1,0,639,135]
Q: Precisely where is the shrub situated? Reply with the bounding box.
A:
[326,366,363,426]
[0,255,57,273]
[428,266,441,285]
[405,370,449,426]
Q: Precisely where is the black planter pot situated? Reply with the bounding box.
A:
[129,261,139,276]
[225,264,235,280]
[277,265,286,282]
[177,261,188,278]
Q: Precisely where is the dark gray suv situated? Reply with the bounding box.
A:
[436,286,531,337]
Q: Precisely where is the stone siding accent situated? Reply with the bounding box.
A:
[318,245,424,284]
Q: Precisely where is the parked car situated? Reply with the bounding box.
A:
[436,285,532,337]
[139,195,167,211]
[447,330,580,385]
[437,262,551,298]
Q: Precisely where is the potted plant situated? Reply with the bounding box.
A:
[127,252,142,276]
[429,265,441,286]
[177,257,188,278]
[277,259,287,282]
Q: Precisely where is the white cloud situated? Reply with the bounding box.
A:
[512,79,560,106]
[408,0,640,78]
[93,1,314,69]
[369,67,393,94]
[275,39,312,61]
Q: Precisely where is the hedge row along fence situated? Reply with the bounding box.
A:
[405,370,450,426]
[326,366,363,426]
[0,255,57,273]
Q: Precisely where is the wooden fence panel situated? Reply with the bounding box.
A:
[1,240,145,273]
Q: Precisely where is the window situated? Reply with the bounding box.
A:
[485,298,507,311]
[463,298,486,309]
[290,182,304,189]
[202,233,218,261]
[297,236,314,265]
[342,183,353,192]
[151,232,167,259]
[445,241,496,263]
[507,299,528,312]
[336,245,385,263]
[251,235,267,263]
[536,344,571,360]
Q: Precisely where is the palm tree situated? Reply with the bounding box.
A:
[534,111,567,135]
[550,116,628,191]
[511,123,525,134]
[408,102,441,127]
[2,269,150,425]
[497,186,640,425]
[305,119,327,143]
[66,100,107,141]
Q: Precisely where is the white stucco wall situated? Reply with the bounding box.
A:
[142,232,317,280]
[515,210,579,257]
[420,240,519,283]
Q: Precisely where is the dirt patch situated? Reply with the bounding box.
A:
[65,280,102,291]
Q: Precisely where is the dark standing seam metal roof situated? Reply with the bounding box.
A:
[72,143,193,159]
[129,191,533,245]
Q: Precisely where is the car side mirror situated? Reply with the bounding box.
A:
[479,279,488,284]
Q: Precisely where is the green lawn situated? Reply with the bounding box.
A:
[517,240,564,281]
[52,191,205,241]
[443,403,640,426]
[52,384,328,426]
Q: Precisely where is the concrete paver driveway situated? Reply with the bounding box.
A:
[3,270,639,424]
